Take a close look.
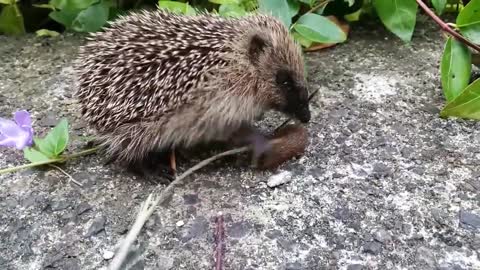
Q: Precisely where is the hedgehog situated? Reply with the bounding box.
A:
[74,9,311,180]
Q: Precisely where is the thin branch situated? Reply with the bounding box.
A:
[48,164,83,187]
[308,0,332,14]
[109,194,159,270]
[416,0,480,53]
[109,146,249,270]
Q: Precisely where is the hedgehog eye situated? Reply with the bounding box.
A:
[276,69,292,86]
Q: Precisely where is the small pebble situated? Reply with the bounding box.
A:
[176,220,185,227]
[103,250,114,260]
[267,171,292,188]
[84,216,106,237]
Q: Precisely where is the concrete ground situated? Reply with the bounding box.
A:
[1,17,480,270]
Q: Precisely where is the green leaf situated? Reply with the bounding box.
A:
[287,0,300,19]
[24,147,52,163]
[292,31,313,48]
[158,1,196,15]
[0,3,25,35]
[431,0,447,15]
[372,0,418,42]
[49,8,81,28]
[35,118,69,158]
[209,0,240,4]
[36,29,60,37]
[258,0,291,27]
[71,1,109,32]
[0,0,15,5]
[441,37,472,102]
[50,0,99,10]
[440,78,480,120]
[218,4,246,17]
[293,13,346,43]
[456,0,480,44]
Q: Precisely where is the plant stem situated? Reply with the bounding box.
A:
[416,0,480,53]
[0,158,64,174]
[0,147,98,175]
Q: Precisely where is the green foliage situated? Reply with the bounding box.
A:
[23,118,69,163]
[440,78,480,120]
[0,1,25,35]
[441,37,471,102]
[432,0,447,15]
[456,0,480,44]
[293,13,347,43]
[158,1,197,15]
[42,0,111,32]
[258,0,292,27]
[372,0,418,42]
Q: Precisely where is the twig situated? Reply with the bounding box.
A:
[416,0,480,53]
[109,194,159,270]
[214,212,225,270]
[108,146,249,270]
[48,164,83,187]
[274,88,320,132]
[307,0,332,14]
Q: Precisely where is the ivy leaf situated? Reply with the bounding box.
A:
[293,13,346,44]
[258,0,291,27]
[372,0,418,42]
[440,78,480,120]
[0,3,25,35]
[431,0,447,15]
[218,4,246,17]
[24,147,52,163]
[456,0,480,44]
[71,1,109,32]
[35,118,69,158]
[441,37,472,102]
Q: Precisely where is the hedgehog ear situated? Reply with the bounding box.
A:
[247,34,270,64]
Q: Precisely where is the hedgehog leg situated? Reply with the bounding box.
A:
[169,148,177,177]
[127,151,176,184]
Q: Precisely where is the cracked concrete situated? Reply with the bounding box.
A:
[1,17,480,270]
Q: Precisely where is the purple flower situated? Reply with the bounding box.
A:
[0,110,34,150]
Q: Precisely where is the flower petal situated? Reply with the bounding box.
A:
[13,110,34,147]
[14,110,32,128]
[0,117,32,150]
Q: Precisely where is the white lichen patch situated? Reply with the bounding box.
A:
[353,73,399,103]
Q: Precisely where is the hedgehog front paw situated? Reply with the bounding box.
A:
[230,125,272,165]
